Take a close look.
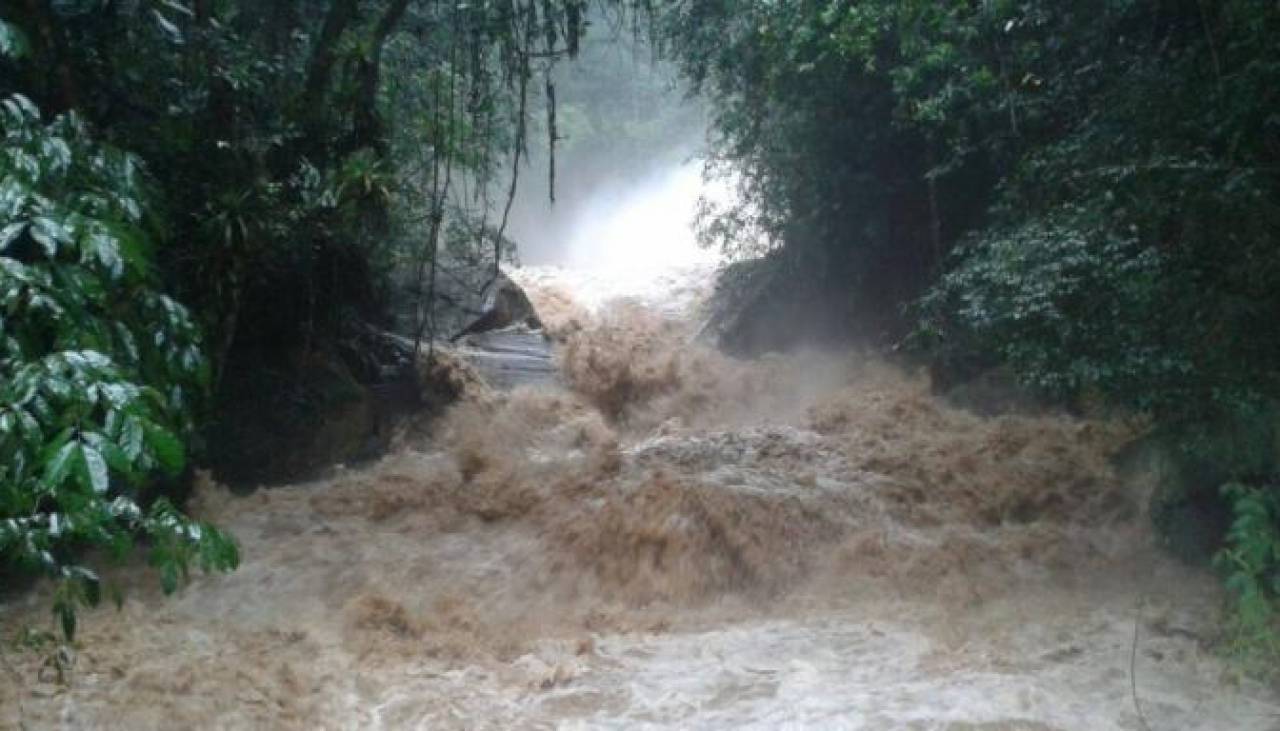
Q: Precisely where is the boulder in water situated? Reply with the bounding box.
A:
[450,273,543,341]
[443,272,557,390]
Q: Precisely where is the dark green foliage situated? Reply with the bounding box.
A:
[1216,483,1280,676]
[658,0,985,339]
[915,1,1280,423]
[656,0,1280,665]
[905,6,1280,645]
[2,0,604,380]
[0,94,237,638]
[0,0,621,635]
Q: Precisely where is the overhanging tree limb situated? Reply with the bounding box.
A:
[351,0,414,155]
[301,0,359,142]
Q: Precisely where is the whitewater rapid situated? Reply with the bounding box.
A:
[2,254,1277,730]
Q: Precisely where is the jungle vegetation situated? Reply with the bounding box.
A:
[2,0,1278,674]
[655,0,1280,673]
[0,0,601,637]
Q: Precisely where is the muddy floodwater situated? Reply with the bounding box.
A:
[3,262,1278,730]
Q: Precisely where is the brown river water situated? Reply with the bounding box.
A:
[2,261,1278,730]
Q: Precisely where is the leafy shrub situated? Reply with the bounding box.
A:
[916,213,1168,405]
[1215,483,1280,678]
[889,0,1280,672]
[0,94,237,639]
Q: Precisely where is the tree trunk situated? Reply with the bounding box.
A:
[301,0,359,146]
[350,0,412,155]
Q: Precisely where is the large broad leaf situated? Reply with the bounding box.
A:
[0,222,27,251]
[84,228,125,279]
[81,430,133,476]
[120,416,145,460]
[30,216,72,258]
[41,439,79,490]
[75,445,110,494]
[143,421,185,476]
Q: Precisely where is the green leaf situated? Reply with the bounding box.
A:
[159,562,179,594]
[77,445,110,494]
[30,217,71,258]
[68,566,101,607]
[151,10,184,44]
[85,230,124,279]
[0,20,30,60]
[0,222,26,251]
[57,601,76,642]
[42,439,79,490]
[84,433,132,476]
[0,89,230,635]
[121,417,145,460]
[143,422,185,476]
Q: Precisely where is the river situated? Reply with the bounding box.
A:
[2,173,1277,730]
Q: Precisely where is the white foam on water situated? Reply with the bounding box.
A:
[3,156,1278,731]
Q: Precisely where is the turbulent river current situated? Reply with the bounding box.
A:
[4,237,1280,729]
